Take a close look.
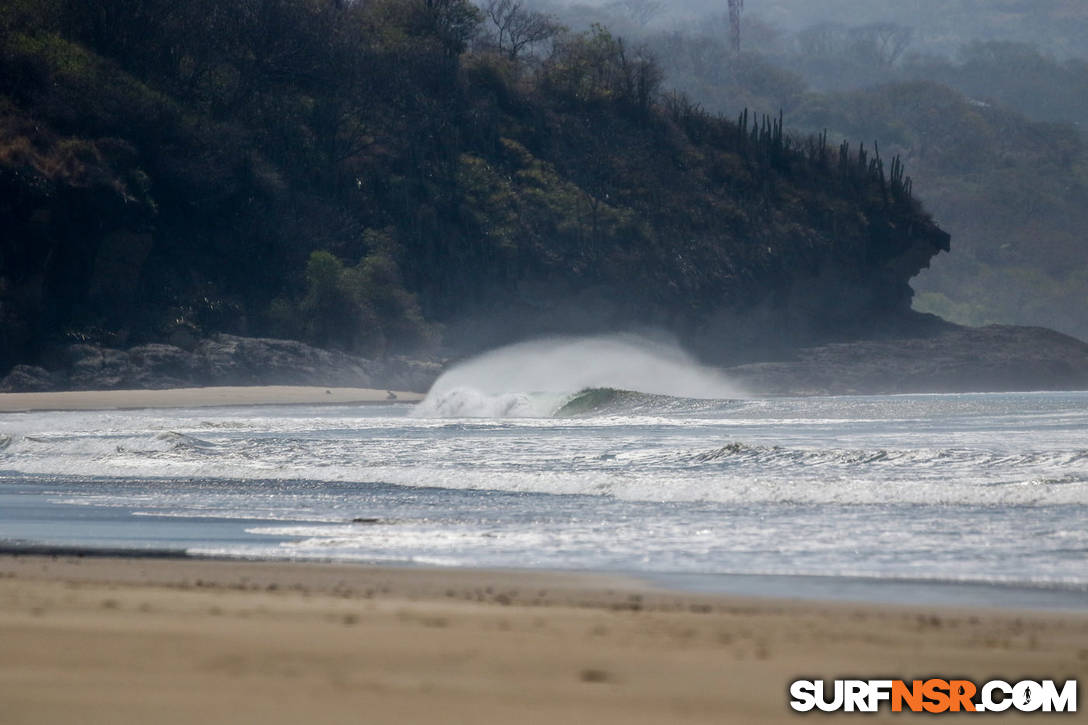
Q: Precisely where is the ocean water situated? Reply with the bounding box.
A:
[1,379,1087,608]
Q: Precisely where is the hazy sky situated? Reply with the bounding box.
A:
[540,0,1088,58]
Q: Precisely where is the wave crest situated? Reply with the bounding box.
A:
[416,334,744,418]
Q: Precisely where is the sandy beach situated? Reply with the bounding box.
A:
[0,555,1084,724]
[0,386,424,413]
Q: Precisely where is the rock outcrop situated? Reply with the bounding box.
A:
[0,335,441,393]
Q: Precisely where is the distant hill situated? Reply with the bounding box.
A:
[791,81,1088,341]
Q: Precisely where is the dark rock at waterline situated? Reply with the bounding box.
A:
[725,324,1088,396]
[0,365,63,393]
[196,335,377,387]
[66,343,200,389]
[0,334,442,393]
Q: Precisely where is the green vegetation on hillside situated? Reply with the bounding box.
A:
[0,0,947,372]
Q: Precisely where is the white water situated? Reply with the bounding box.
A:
[1,368,1086,596]
[415,334,744,417]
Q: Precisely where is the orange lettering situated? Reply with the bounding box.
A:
[949,680,977,712]
[923,679,951,713]
[892,680,924,712]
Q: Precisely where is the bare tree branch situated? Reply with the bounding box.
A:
[483,0,564,60]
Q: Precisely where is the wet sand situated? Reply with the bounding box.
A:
[0,386,423,413]
[0,555,1084,723]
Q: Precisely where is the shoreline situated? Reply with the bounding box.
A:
[0,385,424,413]
[3,384,1087,416]
[2,553,1086,723]
[2,541,1086,613]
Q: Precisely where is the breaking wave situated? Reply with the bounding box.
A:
[413,386,743,418]
[555,387,744,417]
[412,388,565,418]
[415,334,744,418]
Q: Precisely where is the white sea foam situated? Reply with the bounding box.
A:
[414,334,744,418]
[4,427,1088,505]
[4,391,1088,589]
[413,388,563,418]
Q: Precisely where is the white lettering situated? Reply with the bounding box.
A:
[868,680,893,711]
[845,680,869,712]
[789,680,817,712]
[1014,680,1043,712]
[982,680,1013,712]
[1041,680,1077,713]
[815,680,845,712]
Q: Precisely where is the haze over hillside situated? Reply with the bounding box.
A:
[526,0,1088,341]
[549,0,1088,58]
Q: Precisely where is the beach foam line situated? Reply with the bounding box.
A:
[0,385,423,413]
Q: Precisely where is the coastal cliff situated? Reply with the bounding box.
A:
[0,0,958,381]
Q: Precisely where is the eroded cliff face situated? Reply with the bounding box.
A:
[868,212,954,314]
[695,211,953,362]
[436,201,954,368]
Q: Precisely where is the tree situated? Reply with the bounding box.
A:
[544,25,662,112]
[298,251,356,348]
[482,0,563,61]
[293,250,431,355]
[394,0,481,57]
[425,0,482,56]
